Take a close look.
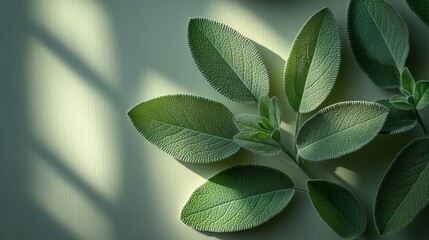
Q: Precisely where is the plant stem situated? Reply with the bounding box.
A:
[294,113,301,154]
[280,142,312,179]
[294,186,307,192]
[415,110,428,136]
[280,142,296,162]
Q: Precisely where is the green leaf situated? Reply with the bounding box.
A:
[259,96,282,129]
[234,131,281,156]
[390,95,415,110]
[414,80,429,110]
[234,114,272,133]
[407,0,429,26]
[307,180,367,239]
[348,0,409,88]
[374,138,429,236]
[181,165,295,232]
[284,8,341,113]
[376,99,417,134]
[400,67,415,96]
[296,101,389,161]
[127,95,240,163]
[188,18,269,103]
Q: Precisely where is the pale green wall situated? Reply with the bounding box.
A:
[1,0,428,239]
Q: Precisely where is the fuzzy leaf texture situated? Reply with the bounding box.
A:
[390,95,415,110]
[376,99,417,134]
[414,80,429,110]
[259,96,282,129]
[400,67,415,96]
[188,18,269,103]
[348,0,409,88]
[180,165,295,232]
[407,0,429,26]
[296,101,389,161]
[127,95,240,163]
[233,114,281,156]
[307,180,367,240]
[284,8,341,113]
[374,138,429,236]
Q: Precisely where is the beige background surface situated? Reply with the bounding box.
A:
[1,0,429,239]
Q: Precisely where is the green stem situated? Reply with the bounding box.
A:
[280,142,296,163]
[280,142,311,179]
[294,186,307,192]
[294,113,301,154]
[415,110,428,136]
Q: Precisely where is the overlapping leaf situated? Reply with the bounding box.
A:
[376,99,417,134]
[188,18,269,103]
[348,0,409,88]
[375,138,429,236]
[128,95,240,163]
[296,101,389,161]
[307,180,367,239]
[181,165,295,232]
[414,80,429,109]
[284,8,341,113]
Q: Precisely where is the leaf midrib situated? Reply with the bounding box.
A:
[183,188,292,218]
[194,25,256,101]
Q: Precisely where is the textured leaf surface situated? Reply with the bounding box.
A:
[307,180,367,239]
[128,95,240,163]
[259,96,282,129]
[415,80,429,110]
[407,0,429,26]
[374,138,429,236]
[181,165,295,232]
[188,18,269,103]
[376,99,417,134]
[390,95,414,110]
[234,131,281,156]
[348,0,409,88]
[284,8,340,113]
[400,68,415,96]
[296,101,389,161]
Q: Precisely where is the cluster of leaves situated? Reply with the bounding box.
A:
[128,0,428,239]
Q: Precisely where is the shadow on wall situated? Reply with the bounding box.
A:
[1,0,429,239]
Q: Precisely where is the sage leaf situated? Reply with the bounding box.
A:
[234,131,282,156]
[188,18,269,103]
[376,99,417,134]
[414,80,429,110]
[127,95,240,163]
[296,101,389,161]
[407,0,429,26]
[259,96,282,129]
[348,0,409,88]
[307,180,367,239]
[181,165,295,232]
[400,67,415,96]
[234,114,272,133]
[374,138,429,236]
[284,8,341,113]
[390,95,415,110]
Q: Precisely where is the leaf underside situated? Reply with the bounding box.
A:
[348,0,409,88]
[127,95,240,163]
[188,18,269,103]
[307,180,367,239]
[284,8,341,113]
[407,0,429,26]
[375,138,429,236]
[296,101,389,161]
[181,165,295,232]
[376,99,417,134]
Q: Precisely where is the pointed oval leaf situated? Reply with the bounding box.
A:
[374,138,429,236]
[188,18,269,103]
[181,165,295,232]
[296,101,389,161]
[307,180,367,239]
[284,8,341,113]
[259,96,282,129]
[127,95,240,163]
[348,0,409,88]
[415,80,429,110]
[233,114,271,133]
[407,0,429,26]
[376,99,417,134]
[400,67,415,96]
[390,95,415,110]
[234,131,281,156]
